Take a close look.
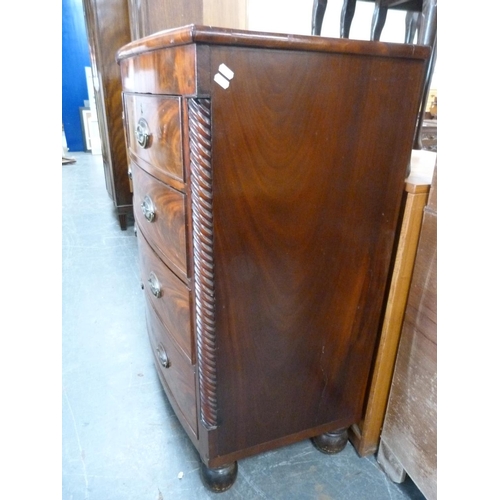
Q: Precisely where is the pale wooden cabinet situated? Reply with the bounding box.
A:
[349,150,436,457]
[377,168,437,499]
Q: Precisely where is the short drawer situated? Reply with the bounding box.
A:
[145,298,197,439]
[137,227,193,363]
[124,93,183,185]
[132,161,188,281]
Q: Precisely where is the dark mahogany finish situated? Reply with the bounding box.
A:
[311,0,437,150]
[312,429,349,454]
[136,226,192,362]
[131,161,188,282]
[82,0,133,229]
[144,292,198,440]
[117,25,429,492]
[123,95,184,185]
[200,462,238,493]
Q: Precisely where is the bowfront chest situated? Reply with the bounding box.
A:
[117,25,429,492]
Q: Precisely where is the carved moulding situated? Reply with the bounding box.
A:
[188,98,218,430]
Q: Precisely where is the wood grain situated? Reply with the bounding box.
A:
[119,44,198,96]
[131,162,188,281]
[137,227,193,363]
[124,94,184,184]
[145,296,198,439]
[116,24,430,62]
[207,44,426,455]
[349,180,430,456]
[118,26,430,474]
[379,169,437,499]
[82,0,133,223]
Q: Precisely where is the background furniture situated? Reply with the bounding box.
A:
[312,0,425,40]
[377,167,437,499]
[311,0,437,150]
[117,25,429,491]
[82,0,247,229]
[82,0,133,230]
[421,119,437,152]
[348,150,435,457]
[127,0,247,39]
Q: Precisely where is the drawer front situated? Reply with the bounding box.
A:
[132,161,188,280]
[145,297,197,439]
[137,227,193,363]
[124,93,183,184]
[119,44,198,96]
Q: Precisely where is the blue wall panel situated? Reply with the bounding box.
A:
[62,0,91,152]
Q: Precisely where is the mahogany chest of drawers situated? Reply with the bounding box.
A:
[117,25,429,492]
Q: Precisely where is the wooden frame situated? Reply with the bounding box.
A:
[349,150,436,456]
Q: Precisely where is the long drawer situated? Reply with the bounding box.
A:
[137,226,193,363]
[124,93,184,185]
[145,296,197,440]
[132,161,188,282]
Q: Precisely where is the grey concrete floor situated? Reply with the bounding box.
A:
[62,152,426,500]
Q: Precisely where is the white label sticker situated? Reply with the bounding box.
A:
[218,63,234,81]
[214,72,230,89]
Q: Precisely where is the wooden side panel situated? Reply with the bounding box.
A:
[427,166,437,212]
[349,187,429,456]
[379,170,437,499]
[207,45,427,456]
[82,0,132,212]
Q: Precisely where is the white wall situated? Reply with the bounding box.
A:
[246,0,437,88]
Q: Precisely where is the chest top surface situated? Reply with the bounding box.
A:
[116,23,430,61]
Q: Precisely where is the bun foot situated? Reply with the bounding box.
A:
[312,428,349,454]
[200,461,238,492]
